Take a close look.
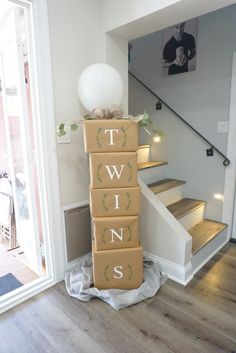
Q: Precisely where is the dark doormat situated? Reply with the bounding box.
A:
[0,273,23,296]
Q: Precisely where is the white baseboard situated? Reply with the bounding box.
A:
[144,251,193,286]
[0,276,55,315]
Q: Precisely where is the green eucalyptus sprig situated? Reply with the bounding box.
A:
[57,111,164,139]
[57,121,79,137]
[137,111,164,138]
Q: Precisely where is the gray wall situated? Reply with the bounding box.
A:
[129,4,236,221]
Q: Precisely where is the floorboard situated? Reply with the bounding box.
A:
[0,243,236,353]
[0,241,38,285]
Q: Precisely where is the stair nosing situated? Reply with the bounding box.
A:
[137,161,168,170]
[204,218,228,228]
[148,178,186,194]
[138,144,151,149]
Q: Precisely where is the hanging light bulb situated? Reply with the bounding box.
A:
[153,133,161,143]
[214,193,224,201]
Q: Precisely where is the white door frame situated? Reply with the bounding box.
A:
[0,0,66,314]
[222,51,236,240]
[28,0,66,280]
[0,7,43,275]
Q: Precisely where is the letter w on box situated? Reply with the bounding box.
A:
[90,152,137,188]
[105,165,125,180]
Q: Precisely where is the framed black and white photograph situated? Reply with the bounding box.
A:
[162,18,198,76]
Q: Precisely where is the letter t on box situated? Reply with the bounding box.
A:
[83,119,138,152]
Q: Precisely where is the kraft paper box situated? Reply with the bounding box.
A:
[83,119,138,153]
[93,216,139,251]
[90,152,138,189]
[92,245,143,289]
[90,185,140,217]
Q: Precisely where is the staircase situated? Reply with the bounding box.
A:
[138,148,228,285]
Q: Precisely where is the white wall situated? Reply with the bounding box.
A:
[47,0,131,207]
[47,0,102,206]
[129,4,236,221]
[46,0,236,210]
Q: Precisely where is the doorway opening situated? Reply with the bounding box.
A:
[0,0,46,297]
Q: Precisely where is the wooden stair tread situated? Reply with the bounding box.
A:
[138,144,150,149]
[167,198,206,219]
[148,178,186,194]
[188,219,228,254]
[138,161,167,170]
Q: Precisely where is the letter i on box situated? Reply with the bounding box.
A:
[89,185,141,217]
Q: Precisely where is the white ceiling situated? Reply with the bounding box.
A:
[110,0,236,40]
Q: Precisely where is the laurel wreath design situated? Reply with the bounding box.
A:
[95,127,128,149]
[127,264,133,280]
[126,192,132,210]
[104,265,110,282]
[127,225,132,242]
[97,162,133,184]
[127,162,133,182]
[96,163,103,183]
[120,126,127,147]
[95,128,103,148]
[101,227,108,245]
[102,193,108,211]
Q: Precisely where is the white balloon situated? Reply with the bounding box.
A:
[77,63,123,112]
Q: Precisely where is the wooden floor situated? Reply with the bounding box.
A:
[0,241,38,285]
[1,243,236,353]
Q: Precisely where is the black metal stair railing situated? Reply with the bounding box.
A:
[129,71,230,166]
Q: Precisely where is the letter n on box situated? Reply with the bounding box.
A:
[93,216,139,251]
[90,186,140,217]
[83,119,138,152]
[90,152,137,188]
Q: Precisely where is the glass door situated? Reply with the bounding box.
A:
[0,5,42,275]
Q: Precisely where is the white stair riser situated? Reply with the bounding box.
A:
[138,145,150,164]
[179,205,205,229]
[138,165,167,185]
[155,185,185,206]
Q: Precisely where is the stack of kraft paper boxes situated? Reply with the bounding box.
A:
[84,119,143,289]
